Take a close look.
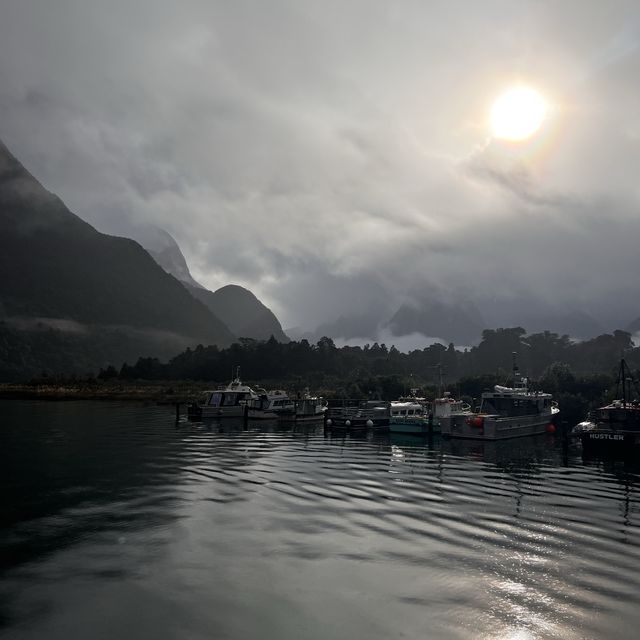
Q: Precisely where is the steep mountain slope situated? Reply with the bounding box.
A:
[188,284,289,342]
[129,226,204,290]
[0,140,234,351]
[131,227,289,343]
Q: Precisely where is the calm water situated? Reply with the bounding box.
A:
[2,401,640,639]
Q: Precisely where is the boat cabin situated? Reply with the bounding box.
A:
[204,389,254,408]
[390,402,425,418]
[480,388,552,418]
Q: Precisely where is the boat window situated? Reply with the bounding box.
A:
[482,397,543,417]
[208,392,222,407]
[222,393,239,406]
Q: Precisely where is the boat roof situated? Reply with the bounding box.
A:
[483,385,551,398]
[598,400,640,410]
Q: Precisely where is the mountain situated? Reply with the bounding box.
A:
[188,284,289,343]
[0,139,235,374]
[313,312,384,342]
[386,297,485,345]
[475,297,606,340]
[132,227,289,343]
[521,310,605,340]
[129,226,204,290]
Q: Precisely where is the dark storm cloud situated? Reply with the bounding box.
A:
[1,0,640,332]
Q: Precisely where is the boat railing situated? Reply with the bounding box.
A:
[326,399,390,420]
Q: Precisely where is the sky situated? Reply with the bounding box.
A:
[1,0,640,337]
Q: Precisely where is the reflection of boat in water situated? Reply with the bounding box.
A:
[439,433,558,466]
[441,356,559,440]
[573,359,640,456]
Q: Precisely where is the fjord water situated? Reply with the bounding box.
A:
[2,401,640,640]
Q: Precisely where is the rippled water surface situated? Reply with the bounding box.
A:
[2,400,640,639]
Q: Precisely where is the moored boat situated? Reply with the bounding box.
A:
[441,358,559,440]
[433,393,472,424]
[278,393,327,423]
[325,400,390,430]
[389,400,433,434]
[246,389,295,420]
[573,359,640,455]
[187,369,260,419]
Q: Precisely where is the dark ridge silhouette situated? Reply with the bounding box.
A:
[131,226,289,343]
[188,284,289,343]
[0,140,235,349]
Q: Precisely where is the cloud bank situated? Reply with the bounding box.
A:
[1,0,640,333]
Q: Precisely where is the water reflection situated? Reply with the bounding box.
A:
[2,400,640,639]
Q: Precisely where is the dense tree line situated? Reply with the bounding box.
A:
[108,328,639,412]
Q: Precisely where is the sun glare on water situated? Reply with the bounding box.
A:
[490,86,548,142]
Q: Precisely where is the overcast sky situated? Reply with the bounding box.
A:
[1,0,640,333]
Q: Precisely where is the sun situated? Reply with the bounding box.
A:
[490,86,548,142]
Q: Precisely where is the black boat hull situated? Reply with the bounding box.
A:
[580,430,640,455]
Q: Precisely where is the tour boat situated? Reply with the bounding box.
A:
[573,359,640,454]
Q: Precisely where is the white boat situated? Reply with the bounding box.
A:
[246,389,295,420]
[433,393,472,423]
[279,389,328,423]
[187,368,261,419]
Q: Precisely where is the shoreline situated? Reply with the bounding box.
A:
[0,382,210,403]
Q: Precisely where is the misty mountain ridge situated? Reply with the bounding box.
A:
[0,139,235,373]
[304,289,629,348]
[130,226,204,290]
[133,226,289,343]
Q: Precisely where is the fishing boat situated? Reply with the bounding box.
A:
[441,356,559,440]
[573,359,640,454]
[433,392,472,425]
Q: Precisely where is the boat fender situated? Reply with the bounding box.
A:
[466,416,484,428]
[366,419,373,427]
[546,423,556,434]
